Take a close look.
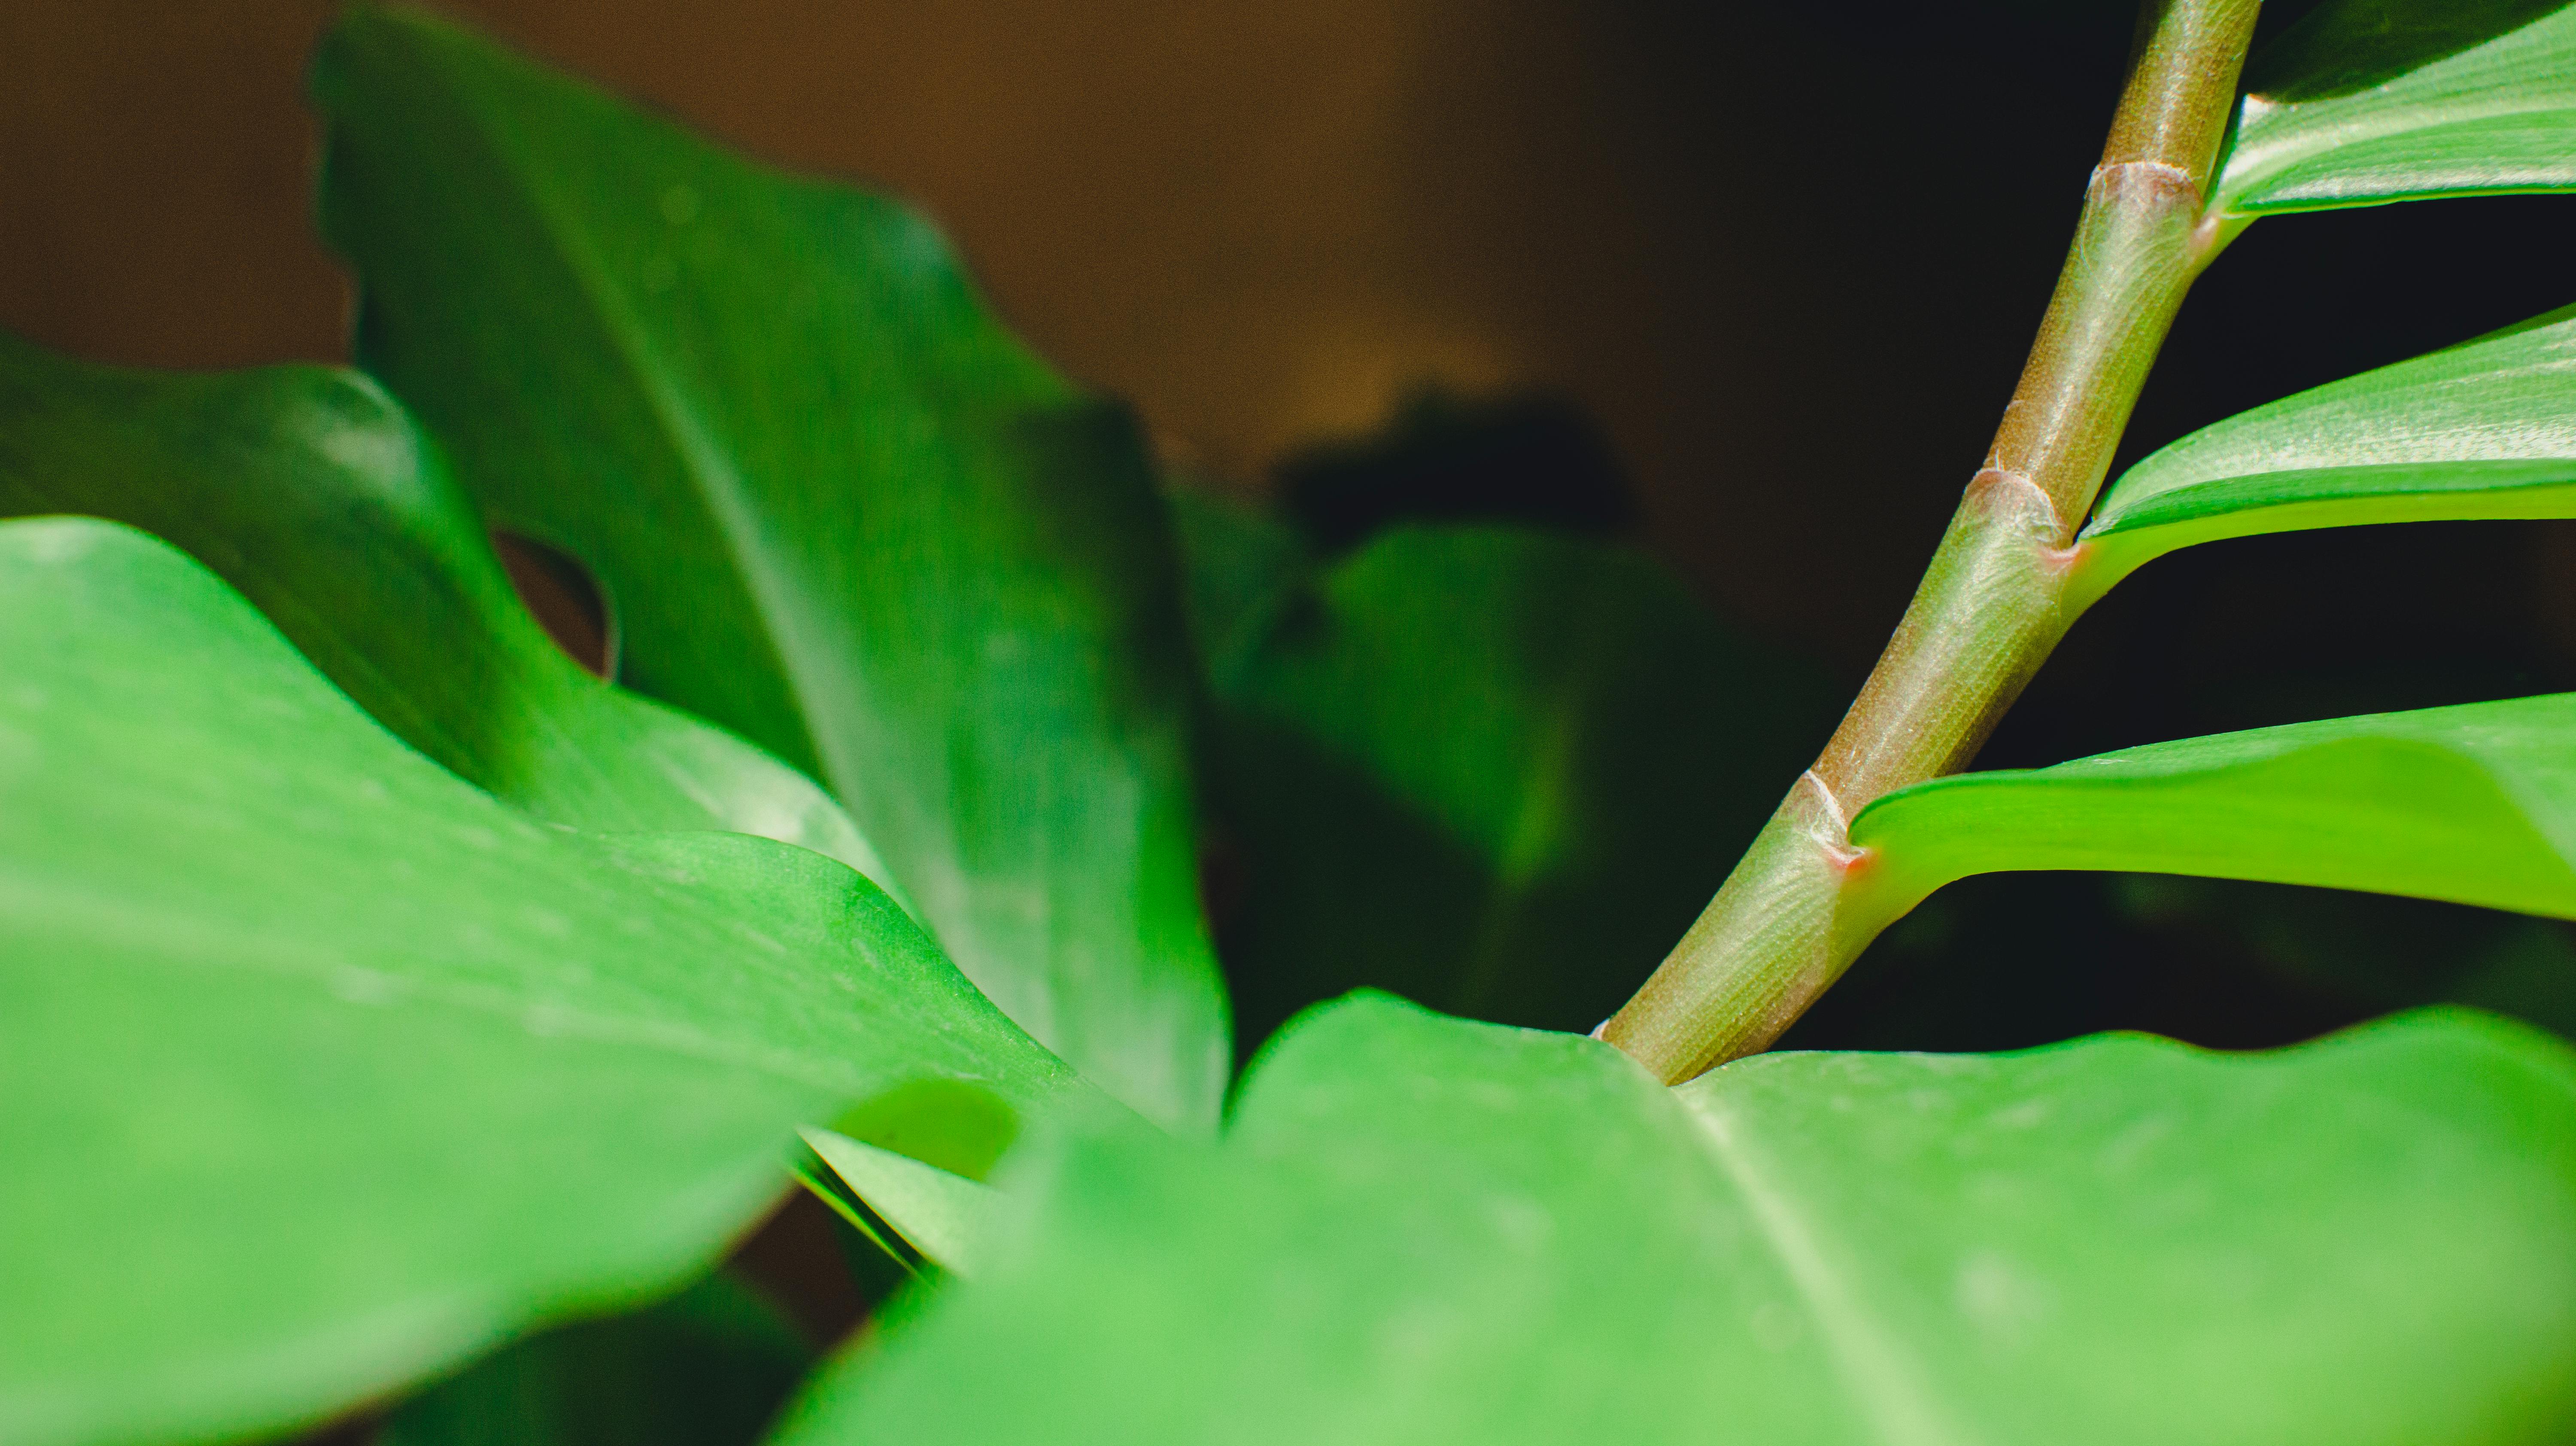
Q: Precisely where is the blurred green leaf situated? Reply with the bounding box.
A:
[1202,526,1836,1043]
[2218,0,2576,213]
[802,1127,1001,1278]
[1851,693,2576,930]
[381,1275,809,1446]
[312,4,1227,1130]
[2112,875,2576,1039]
[775,993,2576,1444]
[0,519,1079,1446]
[0,332,895,887]
[1162,486,1312,690]
[2073,301,2576,609]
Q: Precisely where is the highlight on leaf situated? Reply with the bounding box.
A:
[2062,298,2576,614]
[0,516,1078,1446]
[1847,694,2576,951]
[773,995,2576,1446]
[311,4,1231,1133]
[0,331,897,887]
[2217,0,2576,213]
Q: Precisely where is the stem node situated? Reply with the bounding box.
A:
[1602,0,2263,1084]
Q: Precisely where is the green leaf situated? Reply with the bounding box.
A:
[381,1274,810,1446]
[2071,301,2576,611]
[2217,0,2576,213]
[0,331,896,887]
[0,518,1080,1446]
[1847,693,2576,937]
[774,993,2576,1444]
[1204,526,1837,1042]
[1161,485,1313,691]
[311,4,1227,1130]
[801,1128,1001,1278]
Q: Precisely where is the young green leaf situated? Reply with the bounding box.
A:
[1203,526,1837,1042]
[380,1275,810,1446]
[1848,693,2576,935]
[0,518,1080,1446]
[774,993,2576,1445]
[800,1128,1001,1278]
[2217,0,2576,213]
[2068,301,2576,612]
[311,5,1227,1131]
[0,332,895,887]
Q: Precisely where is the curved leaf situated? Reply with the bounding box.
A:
[0,331,893,886]
[380,1275,809,1446]
[311,4,1227,1130]
[1849,693,2576,931]
[774,993,2576,1445]
[2069,300,2576,611]
[801,1127,1000,1278]
[1204,526,1837,1043]
[2217,0,2576,213]
[0,518,1078,1446]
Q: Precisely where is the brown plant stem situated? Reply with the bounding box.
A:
[1602,0,2263,1084]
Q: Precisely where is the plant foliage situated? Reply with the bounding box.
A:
[11,1,2576,1442]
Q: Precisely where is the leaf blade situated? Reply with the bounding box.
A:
[1201,525,1836,1042]
[2216,0,2576,213]
[0,517,1076,1446]
[0,331,898,889]
[773,994,2576,1444]
[800,1128,1000,1278]
[1848,693,2576,927]
[2067,301,2576,610]
[311,4,1227,1130]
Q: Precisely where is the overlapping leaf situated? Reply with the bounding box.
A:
[312,5,1227,1130]
[0,332,892,883]
[1197,523,1836,1042]
[801,1128,1001,1277]
[1850,693,2576,932]
[2217,0,2576,213]
[2067,300,2576,611]
[0,518,1078,1446]
[773,993,2576,1445]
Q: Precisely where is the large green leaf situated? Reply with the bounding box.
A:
[0,331,893,886]
[2068,301,2576,612]
[2217,0,2576,213]
[1847,693,2576,936]
[0,518,1080,1446]
[311,5,1227,1130]
[380,1275,809,1446]
[1202,525,1836,1043]
[774,993,2576,1444]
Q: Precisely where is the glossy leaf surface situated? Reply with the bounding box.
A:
[2072,301,2576,610]
[0,332,891,884]
[380,1275,809,1446]
[777,993,2576,1445]
[0,519,1077,1446]
[1202,525,1835,1043]
[2218,0,2576,213]
[1852,693,2576,928]
[313,6,1226,1130]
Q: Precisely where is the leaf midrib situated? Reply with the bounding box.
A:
[432,57,833,791]
[1686,1091,1968,1446]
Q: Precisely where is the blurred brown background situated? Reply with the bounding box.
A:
[0,0,2163,670]
[10,0,2576,756]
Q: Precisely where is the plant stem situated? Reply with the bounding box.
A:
[1602,0,2263,1084]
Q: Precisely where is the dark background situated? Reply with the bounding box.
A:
[12,0,2576,1054]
